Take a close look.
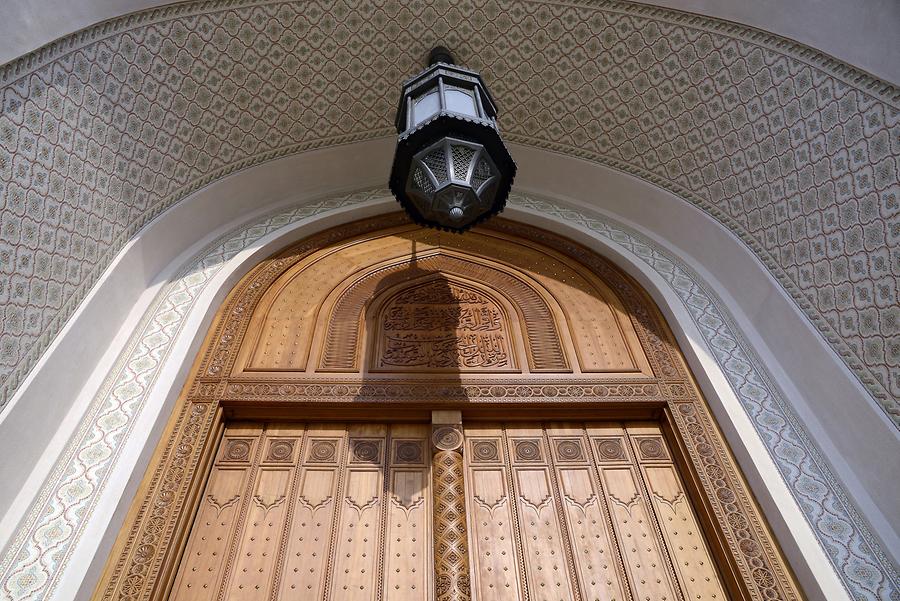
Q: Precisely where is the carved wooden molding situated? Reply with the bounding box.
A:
[96,215,802,601]
[432,450,471,601]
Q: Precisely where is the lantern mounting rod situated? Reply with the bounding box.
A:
[428,46,456,66]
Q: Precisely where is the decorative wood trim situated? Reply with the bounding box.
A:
[94,215,804,601]
[431,436,471,601]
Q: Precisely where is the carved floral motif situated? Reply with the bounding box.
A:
[513,440,542,462]
[308,440,337,463]
[266,439,294,462]
[222,438,252,462]
[636,436,668,461]
[432,426,464,453]
[595,438,627,462]
[471,440,499,463]
[394,441,424,464]
[350,440,382,464]
[555,439,585,462]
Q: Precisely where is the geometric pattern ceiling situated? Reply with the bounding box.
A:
[0,0,897,427]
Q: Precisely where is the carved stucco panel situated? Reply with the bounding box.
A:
[0,0,897,425]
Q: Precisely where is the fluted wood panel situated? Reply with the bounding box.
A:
[169,422,432,601]
[464,422,729,601]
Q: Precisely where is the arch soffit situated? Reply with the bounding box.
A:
[0,193,894,601]
[0,0,898,420]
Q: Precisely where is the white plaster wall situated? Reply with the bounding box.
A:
[0,139,387,530]
[2,0,898,84]
[0,142,895,600]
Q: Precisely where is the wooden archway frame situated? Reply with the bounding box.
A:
[322,252,567,372]
[95,214,802,601]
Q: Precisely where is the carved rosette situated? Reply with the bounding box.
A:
[432,425,471,601]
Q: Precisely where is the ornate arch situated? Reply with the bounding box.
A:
[1,194,893,601]
[320,253,568,372]
[78,210,810,601]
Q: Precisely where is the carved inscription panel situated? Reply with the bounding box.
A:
[464,421,729,601]
[374,280,515,372]
[232,224,650,377]
[169,422,432,601]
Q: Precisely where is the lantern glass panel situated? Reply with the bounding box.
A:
[390,53,516,232]
[445,88,477,117]
[413,90,440,125]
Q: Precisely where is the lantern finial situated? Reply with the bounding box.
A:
[428,46,456,66]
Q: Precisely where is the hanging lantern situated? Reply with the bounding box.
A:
[389,47,517,233]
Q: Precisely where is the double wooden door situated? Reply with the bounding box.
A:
[169,420,728,600]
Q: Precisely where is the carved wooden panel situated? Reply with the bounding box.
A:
[464,422,729,601]
[168,422,432,601]
[226,221,653,377]
[322,254,566,373]
[374,279,515,372]
[99,215,802,601]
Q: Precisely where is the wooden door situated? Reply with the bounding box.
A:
[100,219,800,601]
[464,421,729,601]
[171,419,728,601]
[168,422,432,601]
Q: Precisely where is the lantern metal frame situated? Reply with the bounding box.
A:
[389,48,516,232]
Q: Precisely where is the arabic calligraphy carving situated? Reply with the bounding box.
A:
[377,280,513,371]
